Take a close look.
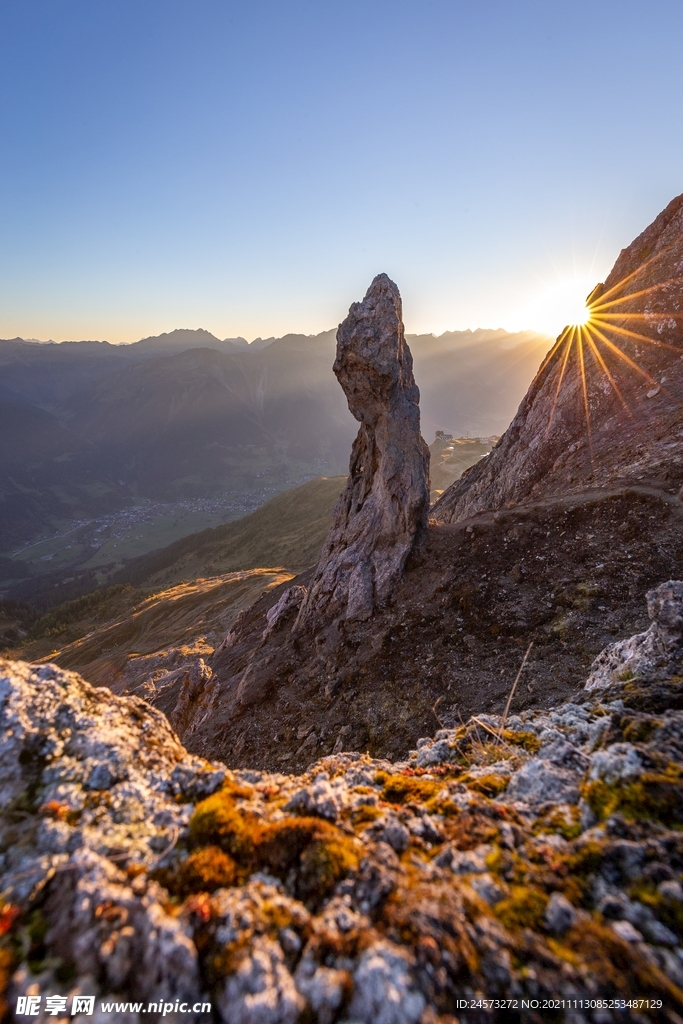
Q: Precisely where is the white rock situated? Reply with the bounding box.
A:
[283,776,346,821]
[659,879,683,902]
[347,941,425,1024]
[611,920,643,942]
[216,937,304,1024]
[295,957,346,1024]
[588,743,642,784]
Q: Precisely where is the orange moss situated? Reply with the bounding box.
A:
[563,920,683,1005]
[425,793,461,817]
[0,946,16,1022]
[174,846,237,897]
[189,792,359,907]
[441,811,500,851]
[382,875,480,980]
[352,804,383,825]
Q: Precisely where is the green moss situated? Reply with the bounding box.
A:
[54,959,77,984]
[563,919,683,1002]
[26,909,48,974]
[583,772,683,825]
[627,882,683,938]
[500,730,542,754]
[533,805,582,840]
[495,886,548,930]
[188,785,258,860]
[622,717,661,743]
[381,775,441,805]
[464,774,509,798]
[298,836,360,904]
[566,839,607,878]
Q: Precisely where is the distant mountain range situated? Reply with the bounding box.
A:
[0,324,551,599]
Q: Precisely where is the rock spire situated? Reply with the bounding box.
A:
[296,274,429,625]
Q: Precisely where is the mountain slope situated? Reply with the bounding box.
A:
[432,194,683,524]
[44,568,293,696]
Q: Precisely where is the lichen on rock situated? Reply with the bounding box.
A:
[4,586,683,1020]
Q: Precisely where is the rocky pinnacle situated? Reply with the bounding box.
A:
[296,274,429,625]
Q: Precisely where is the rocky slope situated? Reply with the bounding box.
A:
[169,198,683,772]
[432,194,683,525]
[2,582,683,1023]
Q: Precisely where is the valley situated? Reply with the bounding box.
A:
[0,326,550,607]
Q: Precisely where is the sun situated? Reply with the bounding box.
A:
[545,246,683,463]
[565,294,591,328]
[508,277,598,338]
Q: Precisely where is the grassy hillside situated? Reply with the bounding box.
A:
[111,474,346,590]
[2,476,344,675]
[38,569,293,693]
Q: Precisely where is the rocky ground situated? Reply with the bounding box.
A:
[178,483,683,772]
[2,583,683,1023]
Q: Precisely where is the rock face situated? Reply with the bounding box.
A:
[586,579,683,690]
[433,193,683,524]
[296,274,429,625]
[4,590,683,1020]
[0,658,226,1021]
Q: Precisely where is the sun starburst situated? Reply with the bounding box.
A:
[545,244,683,467]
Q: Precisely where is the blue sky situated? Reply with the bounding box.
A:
[1,0,682,342]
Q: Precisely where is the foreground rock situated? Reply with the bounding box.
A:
[3,586,683,1022]
[297,274,429,626]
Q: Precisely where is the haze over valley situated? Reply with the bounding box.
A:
[0,324,549,605]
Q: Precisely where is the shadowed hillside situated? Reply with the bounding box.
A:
[38,569,293,697]
[0,326,550,605]
[2,477,344,685]
[109,475,347,590]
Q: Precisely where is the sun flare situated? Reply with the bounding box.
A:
[544,242,683,466]
[565,296,591,328]
[508,277,599,338]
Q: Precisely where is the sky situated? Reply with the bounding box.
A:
[1,0,683,344]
